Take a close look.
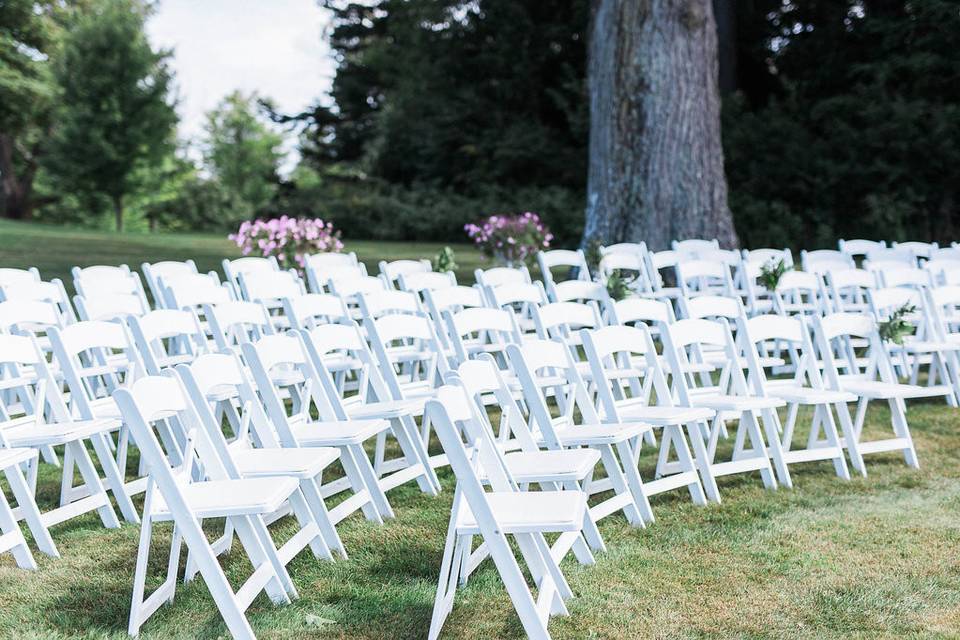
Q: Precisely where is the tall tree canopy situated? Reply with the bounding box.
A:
[203,91,284,224]
[43,0,176,231]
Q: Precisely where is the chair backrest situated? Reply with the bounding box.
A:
[128,309,209,374]
[824,268,877,312]
[74,292,148,321]
[176,351,281,450]
[484,281,548,309]
[931,247,960,262]
[0,333,72,427]
[875,267,932,290]
[162,272,233,311]
[398,270,457,294]
[0,278,77,324]
[865,247,917,268]
[548,279,610,305]
[675,260,735,298]
[536,249,590,289]
[581,324,672,423]
[422,286,484,348]
[74,266,149,310]
[378,259,431,289]
[672,238,720,258]
[357,289,423,320]
[812,312,896,387]
[532,301,602,344]
[659,317,745,402]
[203,301,275,351]
[736,314,823,393]
[0,267,40,289]
[222,256,279,291]
[237,270,305,305]
[800,249,855,274]
[365,313,449,399]
[141,260,198,307]
[0,299,67,336]
[506,339,600,450]
[892,241,937,259]
[282,293,351,330]
[695,248,741,267]
[444,307,522,364]
[923,258,960,286]
[328,275,387,301]
[742,248,794,269]
[474,266,532,289]
[866,287,923,321]
[305,259,366,294]
[597,251,649,293]
[606,296,675,326]
[678,295,745,321]
[773,270,824,315]
[838,238,886,257]
[48,320,143,419]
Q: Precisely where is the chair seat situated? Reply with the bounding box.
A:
[613,402,716,425]
[232,447,340,479]
[0,447,38,469]
[897,339,960,353]
[549,422,651,446]
[151,477,300,519]
[690,394,786,412]
[2,416,118,447]
[345,397,425,420]
[289,418,390,446]
[456,491,587,535]
[840,379,953,400]
[765,384,857,404]
[502,448,601,483]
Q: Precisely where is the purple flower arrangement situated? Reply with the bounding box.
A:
[229,216,344,271]
[464,212,554,266]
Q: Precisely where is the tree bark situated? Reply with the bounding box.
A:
[113,194,124,232]
[713,0,737,94]
[0,134,37,220]
[583,0,738,251]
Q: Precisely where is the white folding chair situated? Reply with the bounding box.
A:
[222,255,280,296]
[675,260,736,299]
[824,268,877,313]
[772,270,826,316]
[659,318,785,491]
[236,269,306,330]
[203,300,276,353]
[672,238,720,258]
[839,238,886,259]
[924,258,960,286]
[299,322,440,496]
[892,241,937,260]
[114,375,302,639]
[800,249,855,274]
[443,306,523,367]
[537,249,590,293]
[865,247,917,269]
[426,384,587,640]
[582,324,713,502]
[0,277,77,325]
[0,447,50,569]
[398,270,457,295]
[0,334,127,536]
[474,265,532,289]
[811,312,952,475]
[74,291,149,321]
[241,334,393,522]
[507,339,653,526]
[128,309,209,374]
[422,285,484,349]
[737,314,852,486]
[304,251,360,293]
[483,280,548,336]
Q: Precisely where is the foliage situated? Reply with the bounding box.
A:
[432,246,457,273]
[228,215,344,271]
[878,303,916,345]
[203,91,285,225]
[464,212,553,267]
[42,0,177,231]
[758,258,790,292]
[723,0,960,248]
[605,269,635,302]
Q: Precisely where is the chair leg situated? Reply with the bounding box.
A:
[89,432,139,524]
[69,439,122,529]
[4,464,58,558]
[337,445,385,523]
[347,443,395,519]
[301,478,347,559]
[888,398,920,468]
[614,440,655,524]
[0,480,37,570]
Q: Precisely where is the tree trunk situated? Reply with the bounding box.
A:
[0,134,36,220]
[113,194,124,232]
[583,0,738,251]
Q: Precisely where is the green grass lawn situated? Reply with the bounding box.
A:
[1,220,959,639]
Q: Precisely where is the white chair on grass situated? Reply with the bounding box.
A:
[659,318,786,491]
[422,285,484,349]
[838,238,886,260]
[0,277,77,325]
[203,301,276,353]
[241,334,394,523]
[507,339,654,526]
[823,268,877,313]
[299,322,440,496]
[547,279,610,307]
[772,270,826,316]
[924,258,960,286]
[73,264,150,311]
[443,307,523,367]
[236,269,306,330]
[800,249,855,274]
[304,251,360,293]
[474,265,532,290]
[581,325,714,503]
[675,260,736,299]
[537,249,590,293]
[398,270,457,295]
[865,247,917,269]
[127,309,209,375]
[737,314,853,486]
[426,384,587,640]
[672,238,720,258]
[74,291,149,322]
[892,241,937,260]
[811,312,953,475]
[177,354,346,558]
[483,280,549,336]
[222,256,280,296]
[0,446,51,569]
[643,249,683,299]
[114,375,307,639]
[0,334,127,539]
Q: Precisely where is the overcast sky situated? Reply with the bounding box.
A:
[146,0,335,170]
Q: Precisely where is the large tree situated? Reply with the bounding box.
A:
[582,0,737,250]
[43,0,176,231]
[202,91,284,223]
